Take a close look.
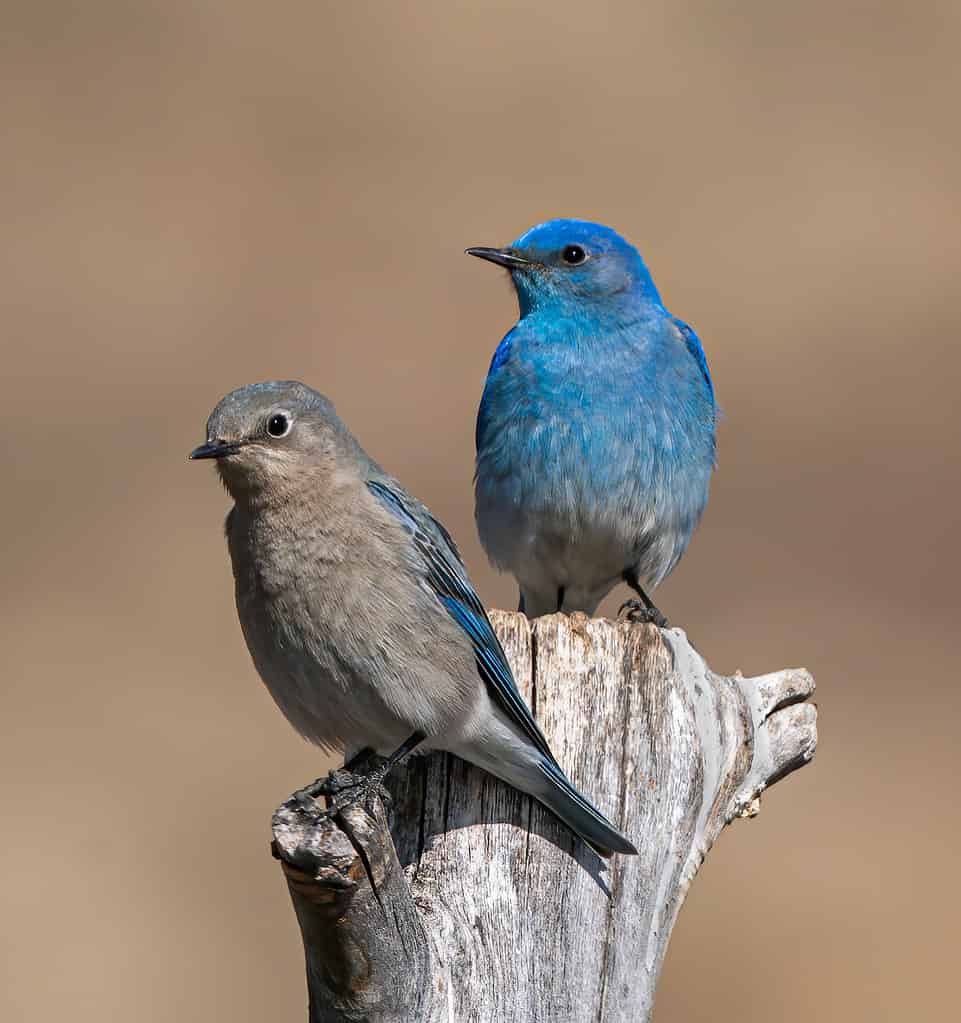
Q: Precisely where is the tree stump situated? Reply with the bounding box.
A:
[271,613,817,1022]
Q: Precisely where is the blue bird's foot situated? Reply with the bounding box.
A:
[620,570,669,628]
[618,598,669,629]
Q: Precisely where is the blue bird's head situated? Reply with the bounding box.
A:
[467,219,661,319]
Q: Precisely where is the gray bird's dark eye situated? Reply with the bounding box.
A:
[267,413,291,438]
[562,244,587,265]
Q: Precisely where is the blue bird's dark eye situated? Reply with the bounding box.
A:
[562,244,587,266]
[267,413,291,438]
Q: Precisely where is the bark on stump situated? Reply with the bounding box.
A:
[272,613,817,1022]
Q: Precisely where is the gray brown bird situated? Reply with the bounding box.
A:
[190,380,636,857]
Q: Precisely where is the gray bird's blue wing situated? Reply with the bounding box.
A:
[367,477,556,764]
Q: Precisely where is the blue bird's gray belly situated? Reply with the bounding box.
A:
[476,419,711,615]
[478,480,689,610]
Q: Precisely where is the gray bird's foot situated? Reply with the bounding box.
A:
[618,599,669,629]
[291,754,392,819]
[320,772,393,818]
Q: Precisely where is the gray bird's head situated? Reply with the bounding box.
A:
[189,380,355,501]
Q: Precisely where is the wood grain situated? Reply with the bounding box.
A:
[272,613,817,1022]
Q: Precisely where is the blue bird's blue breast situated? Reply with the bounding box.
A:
[474,310,716,600]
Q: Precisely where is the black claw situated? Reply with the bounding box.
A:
[289,760,390,819]
[618,599,669,628]
[620,570,668,627]
[321,779,383,817]
[286,734,422,821]
[314,775,389,819]
[291,773,337,808]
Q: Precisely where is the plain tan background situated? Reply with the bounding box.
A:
[2,2,959,1020]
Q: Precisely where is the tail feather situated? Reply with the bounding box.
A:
[455,737,637,858]
[535,758,637,858]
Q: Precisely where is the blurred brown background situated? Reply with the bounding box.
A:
[2,2,959,1020]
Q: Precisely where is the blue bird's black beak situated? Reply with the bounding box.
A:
[465,246,532,270]
[189,440,241,461]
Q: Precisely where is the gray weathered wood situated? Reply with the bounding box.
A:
[272,613,816,1022]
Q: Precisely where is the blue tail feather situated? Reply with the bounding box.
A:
[536,758,637,858]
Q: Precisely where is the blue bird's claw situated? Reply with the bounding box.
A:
[618,599,669,629]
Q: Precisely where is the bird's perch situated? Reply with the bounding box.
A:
[271,613,816,1022]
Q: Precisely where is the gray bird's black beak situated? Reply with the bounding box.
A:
[189,440,241,461]
[465,246,532,269]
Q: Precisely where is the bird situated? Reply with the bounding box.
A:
[467,218,716,623]
[189,380,636,858]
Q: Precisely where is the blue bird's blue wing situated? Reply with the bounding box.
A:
[367,477,556,763]
[671,317,714,400]
[475,326,517,452]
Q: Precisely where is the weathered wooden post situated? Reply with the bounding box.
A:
[272,613,816,1022]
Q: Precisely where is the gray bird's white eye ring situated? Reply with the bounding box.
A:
[266,411,293,438]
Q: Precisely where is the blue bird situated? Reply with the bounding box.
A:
[468,219,716,622]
